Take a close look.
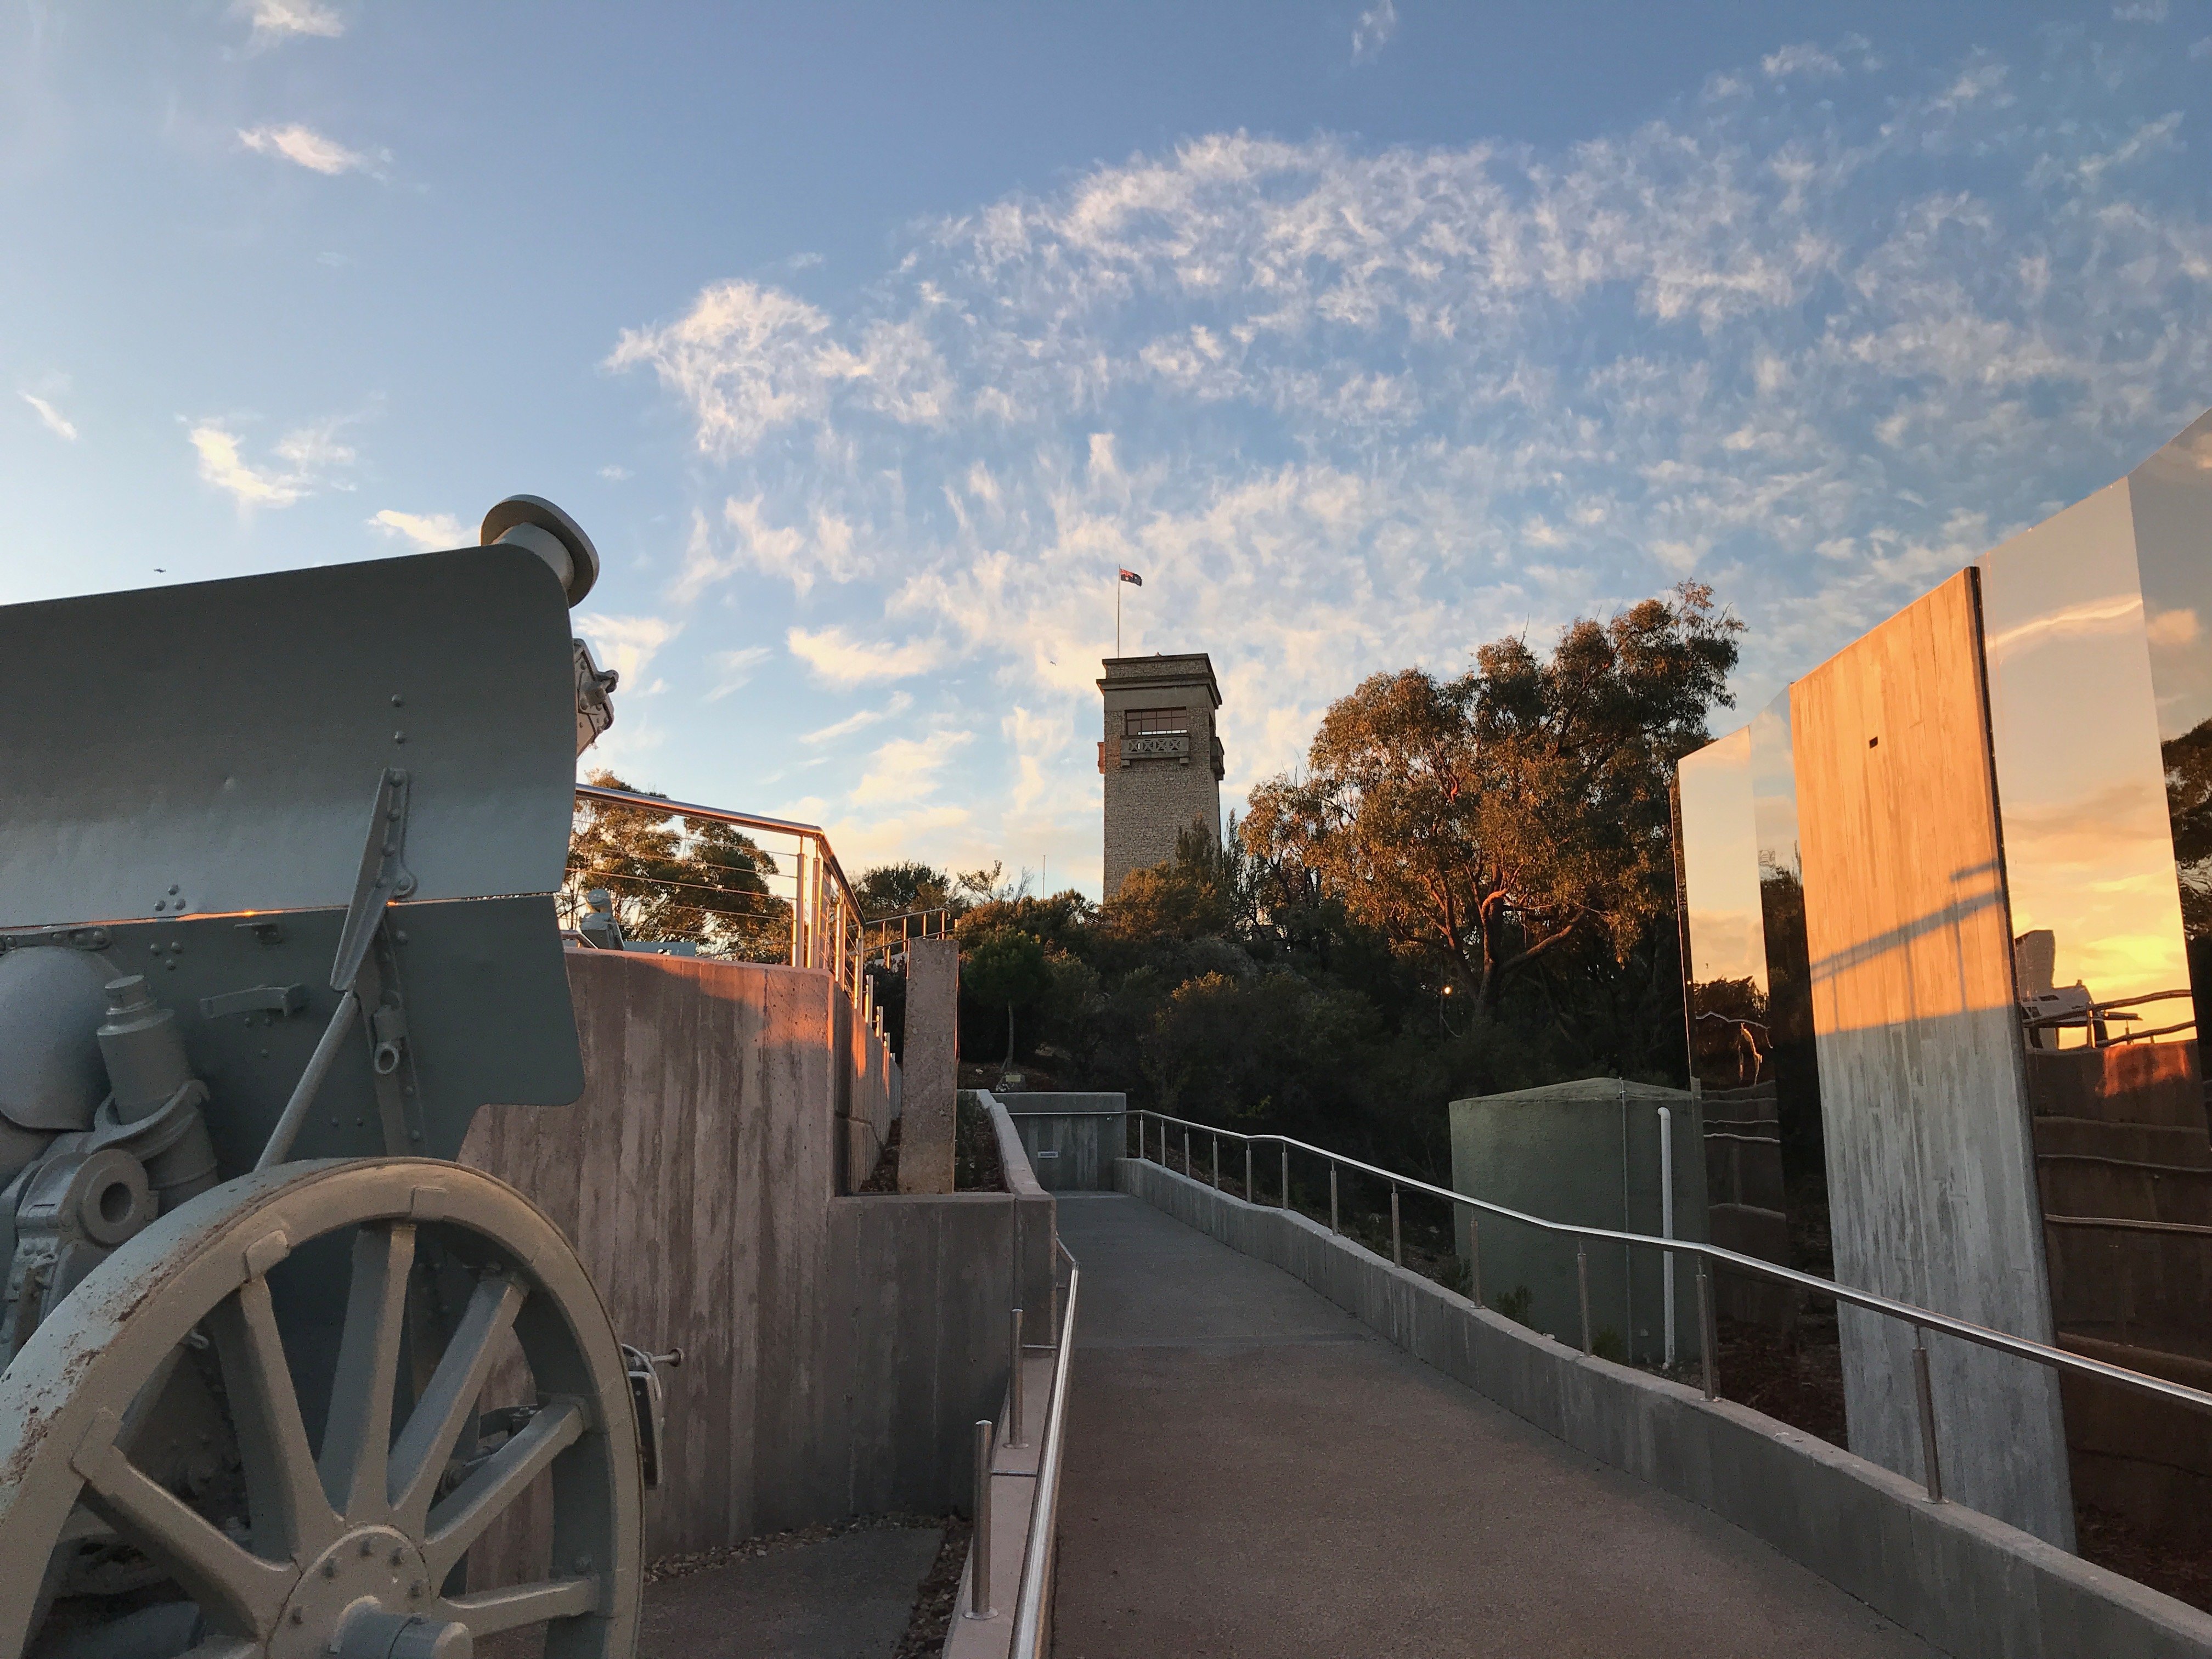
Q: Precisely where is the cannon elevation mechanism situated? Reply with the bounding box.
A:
[0,500,641,1659]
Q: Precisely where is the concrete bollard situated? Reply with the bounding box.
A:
[899,937,959,1194]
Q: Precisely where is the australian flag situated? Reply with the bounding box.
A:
[1119,568,1143,586]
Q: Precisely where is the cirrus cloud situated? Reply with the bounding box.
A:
[238,123,385,177]
[615,32,2212,872]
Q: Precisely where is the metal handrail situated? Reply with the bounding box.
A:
[573,783,876,1007]
[1131,1108,2212,1451]
[1009,1237,1079,1658]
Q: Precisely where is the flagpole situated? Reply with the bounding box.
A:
[1115,574,1121,657]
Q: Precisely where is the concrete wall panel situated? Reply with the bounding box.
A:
[1792,568,2073,1545]
[461,951,1036,1574]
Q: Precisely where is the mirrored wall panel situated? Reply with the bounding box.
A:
[1675,724,1797,1327]
[1677,725,1766,1090]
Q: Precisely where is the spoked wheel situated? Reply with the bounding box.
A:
[0,1160,640,1659]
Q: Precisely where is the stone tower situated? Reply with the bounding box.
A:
[1097,653,1224,896]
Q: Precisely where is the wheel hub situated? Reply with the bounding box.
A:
[269,1526,461,1659]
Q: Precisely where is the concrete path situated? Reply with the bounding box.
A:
[637,1526,942,1659]
[1051,1193,1938,1659]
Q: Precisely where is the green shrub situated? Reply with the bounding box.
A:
[1492,1284,1534,1327]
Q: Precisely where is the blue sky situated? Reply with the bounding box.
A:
[7,2,2212,896]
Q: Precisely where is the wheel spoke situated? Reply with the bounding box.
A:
[319,1220,415,1521]
[70,1408,292,1640]
[388,1273,526,1532]
[206,1274,341,1563]
[422,1398,583,1582]
[118,1344,186,1442]
[441,1575,597,1635]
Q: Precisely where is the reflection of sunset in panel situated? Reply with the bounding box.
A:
[1977,482,2194,1042]
[1677,724,1764,990]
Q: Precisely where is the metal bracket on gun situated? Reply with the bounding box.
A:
[254,769,417,1171]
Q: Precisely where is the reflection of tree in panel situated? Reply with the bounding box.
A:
[2163,718,2212,940]
[2161,717,2212,1040]
[1689,974,1767,1087]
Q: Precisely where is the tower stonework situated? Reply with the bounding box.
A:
[1097,653,1224,896]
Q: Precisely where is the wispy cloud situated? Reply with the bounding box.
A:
[802,691,914,744]
[577,613,682,693]
[20,392,75,441]
[614,37,2212,853]
[851,730,971,805]
[1762,42,1842,79]
[188,419,352,509]
[1350,0,1397,63]
[703,646,772,702]
[238,123,383,177]
[235,0,343,46]
[787,626,947,686]
[369,509,466,550]
[606,280,950,459]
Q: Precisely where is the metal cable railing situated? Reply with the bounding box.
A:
[1132,1107,2212,1505]
[573,783,946,1015]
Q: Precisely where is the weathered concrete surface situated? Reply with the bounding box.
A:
[461,950,1028,1573]
[639,1527,943,1659]
[1447,1075,1709,1365]
[1054,1191,1936,1658]
[901,937,958,1194]
[1793,571,2073,1546]
[1117,1158,2212,1659]
[1000,1092,1127,1192]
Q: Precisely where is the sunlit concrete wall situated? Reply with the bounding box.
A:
[1792,570,2072,1545]
[460,950,1051,1572]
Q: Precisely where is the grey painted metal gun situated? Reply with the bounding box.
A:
[0,498,646,1659]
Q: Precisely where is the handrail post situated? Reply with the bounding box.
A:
[1211,1132,1220,1189]
[1391,1186,1402,1266]
[1577,1242,1592,1355]
[1183,1127,1190,1177]
[1007,1307,1025,1448]
[966,1419,995,1620]
[1279,1143,1288,1209]
[1468,1213,1482,1307]
[1658,1104,1677,1371]
[1912,1328,1944,1502]
[1244,1141,1252,1201]
[1696,1261,1717,1400]
[1329,1163,1339,1234]
[788,847,804,966]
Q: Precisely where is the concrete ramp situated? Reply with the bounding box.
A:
[1052,1193,1936,1657]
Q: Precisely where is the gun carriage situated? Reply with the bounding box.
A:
[0,499,640,1659]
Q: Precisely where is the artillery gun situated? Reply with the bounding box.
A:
[0,499,641,1659]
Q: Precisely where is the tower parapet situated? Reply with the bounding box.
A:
[1097,652,1223,896]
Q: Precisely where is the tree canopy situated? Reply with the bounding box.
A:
[566,771,787,958]
[1245,582,1739,1009]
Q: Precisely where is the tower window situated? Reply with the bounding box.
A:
[1125,708,1188,737]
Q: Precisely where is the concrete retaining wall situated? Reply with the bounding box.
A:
[1118,1155,2212,1659]
[1000,1094,1127,1192]
[459,950,1047,1573]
